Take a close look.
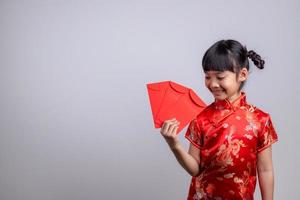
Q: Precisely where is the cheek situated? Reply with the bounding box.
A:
[205,80,209,88]
[221,80,230,87]
[222,79,239,89]
[220,79,232,89]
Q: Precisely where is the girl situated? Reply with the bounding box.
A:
[159,39,278,200]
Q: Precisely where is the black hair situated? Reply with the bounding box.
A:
[202,39,265,90]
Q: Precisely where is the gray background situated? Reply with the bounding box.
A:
[0,0,299,199]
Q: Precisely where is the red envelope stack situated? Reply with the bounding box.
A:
[146,80,207,134]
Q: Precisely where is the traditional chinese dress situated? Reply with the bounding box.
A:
[185,92,278,200]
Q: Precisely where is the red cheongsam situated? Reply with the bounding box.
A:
[185,92,278,200]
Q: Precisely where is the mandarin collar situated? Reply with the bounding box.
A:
[213,92,247,110]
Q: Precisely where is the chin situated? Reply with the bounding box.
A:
[210,89,227,100]
[213,95,226,100]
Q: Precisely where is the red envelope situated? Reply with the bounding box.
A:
[146,80,206,134]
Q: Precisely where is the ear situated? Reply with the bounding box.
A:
[238,68,248,82]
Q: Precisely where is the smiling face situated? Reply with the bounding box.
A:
[204,68,248,102]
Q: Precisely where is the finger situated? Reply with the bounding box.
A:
[164,119,177,129]
[167,118,177,122]
[162,118,174,128]
[171,121,180,128]
[169,123,179,135]
[166,118,177,123]
[162,119,179,135]
[169,121,179,128]
[161,122,166,132]
[172,126,179,135]
[161,120,171,131]
[161,121,172,135]
[166,122,179,136]
[161,122,171,135]
[170,118,177,122]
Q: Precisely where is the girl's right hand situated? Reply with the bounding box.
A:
[160,118,180,149]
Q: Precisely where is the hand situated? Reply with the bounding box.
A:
[160,118,180,149]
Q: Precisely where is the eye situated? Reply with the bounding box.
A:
[217,76,225,80]
[205,76,210,80]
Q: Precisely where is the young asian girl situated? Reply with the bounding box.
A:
[159,39,278,200]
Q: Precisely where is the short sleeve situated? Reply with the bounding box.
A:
[257,115,279,153]
[185,118,203,149]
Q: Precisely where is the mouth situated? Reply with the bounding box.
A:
[212,90,225,95]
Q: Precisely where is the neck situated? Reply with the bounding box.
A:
[227,91,242,103]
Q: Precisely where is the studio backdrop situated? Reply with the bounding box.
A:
[0,0,299,199]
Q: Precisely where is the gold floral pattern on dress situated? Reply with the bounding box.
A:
[233,162,256,199]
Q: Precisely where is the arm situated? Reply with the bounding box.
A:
[257,146,274,200]
[170,142,201,176]
[160,118,201,176]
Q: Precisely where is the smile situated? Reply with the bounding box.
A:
[212,90,225,95]
[212,90,224,92]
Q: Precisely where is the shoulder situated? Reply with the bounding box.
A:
[253,106,270,117]
[245,103,272,123]
[246,103,268,115]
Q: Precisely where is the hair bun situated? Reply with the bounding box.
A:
[247,50,265,69]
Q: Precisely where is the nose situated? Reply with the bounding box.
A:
[208,80,219,89]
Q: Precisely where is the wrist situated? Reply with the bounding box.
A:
[169,141,182,151]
